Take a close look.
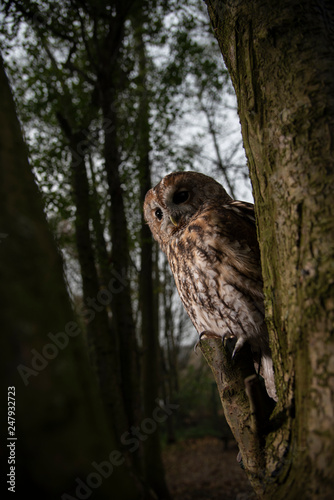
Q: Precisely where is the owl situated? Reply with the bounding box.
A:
[144,171,277,401]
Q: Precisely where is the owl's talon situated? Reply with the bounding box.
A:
[194,340,200,353]
[232,337,246,358]
[237,451,245,469]
[199,330,222,341]
[221,333,232,345]
[195,331,223,353]
[194,332,212,353]
[199,331,206,341]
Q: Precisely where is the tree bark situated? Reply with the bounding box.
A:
[203,1,334,498]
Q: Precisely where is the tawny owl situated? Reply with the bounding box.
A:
[144,171,277,401]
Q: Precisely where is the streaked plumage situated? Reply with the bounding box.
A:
[144,171,276,400]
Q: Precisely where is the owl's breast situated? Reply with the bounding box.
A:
[166,215,266,347]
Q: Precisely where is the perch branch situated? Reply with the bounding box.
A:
[199,337,275,495]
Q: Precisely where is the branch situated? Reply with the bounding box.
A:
[199,337,275,495]
[199,96,236,198]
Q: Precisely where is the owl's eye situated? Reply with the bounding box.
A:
[173,190,189,205]
[155,208,163,221]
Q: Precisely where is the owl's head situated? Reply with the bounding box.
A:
[144,171,231,252]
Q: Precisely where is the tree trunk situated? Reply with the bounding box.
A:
[70,135,130,440]
[101,89,140,436]
[137,25,171,500]
[0,54,140,500]
[203,1,334,498]
[55,110,130,442]
[87,153,112,289]
[162,258,179,444]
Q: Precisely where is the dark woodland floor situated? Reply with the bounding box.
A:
[163,436,255,500]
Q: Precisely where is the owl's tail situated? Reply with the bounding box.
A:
[261,354,277,401]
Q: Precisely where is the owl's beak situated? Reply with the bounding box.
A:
[170,215,179,227]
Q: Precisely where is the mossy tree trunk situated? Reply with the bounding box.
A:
[201,1,334,498]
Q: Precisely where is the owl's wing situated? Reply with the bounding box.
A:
[198,199,265,308]
[227,200,256,224]
[207,200,260,271]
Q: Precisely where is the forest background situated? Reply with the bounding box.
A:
[0,1,252,498]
